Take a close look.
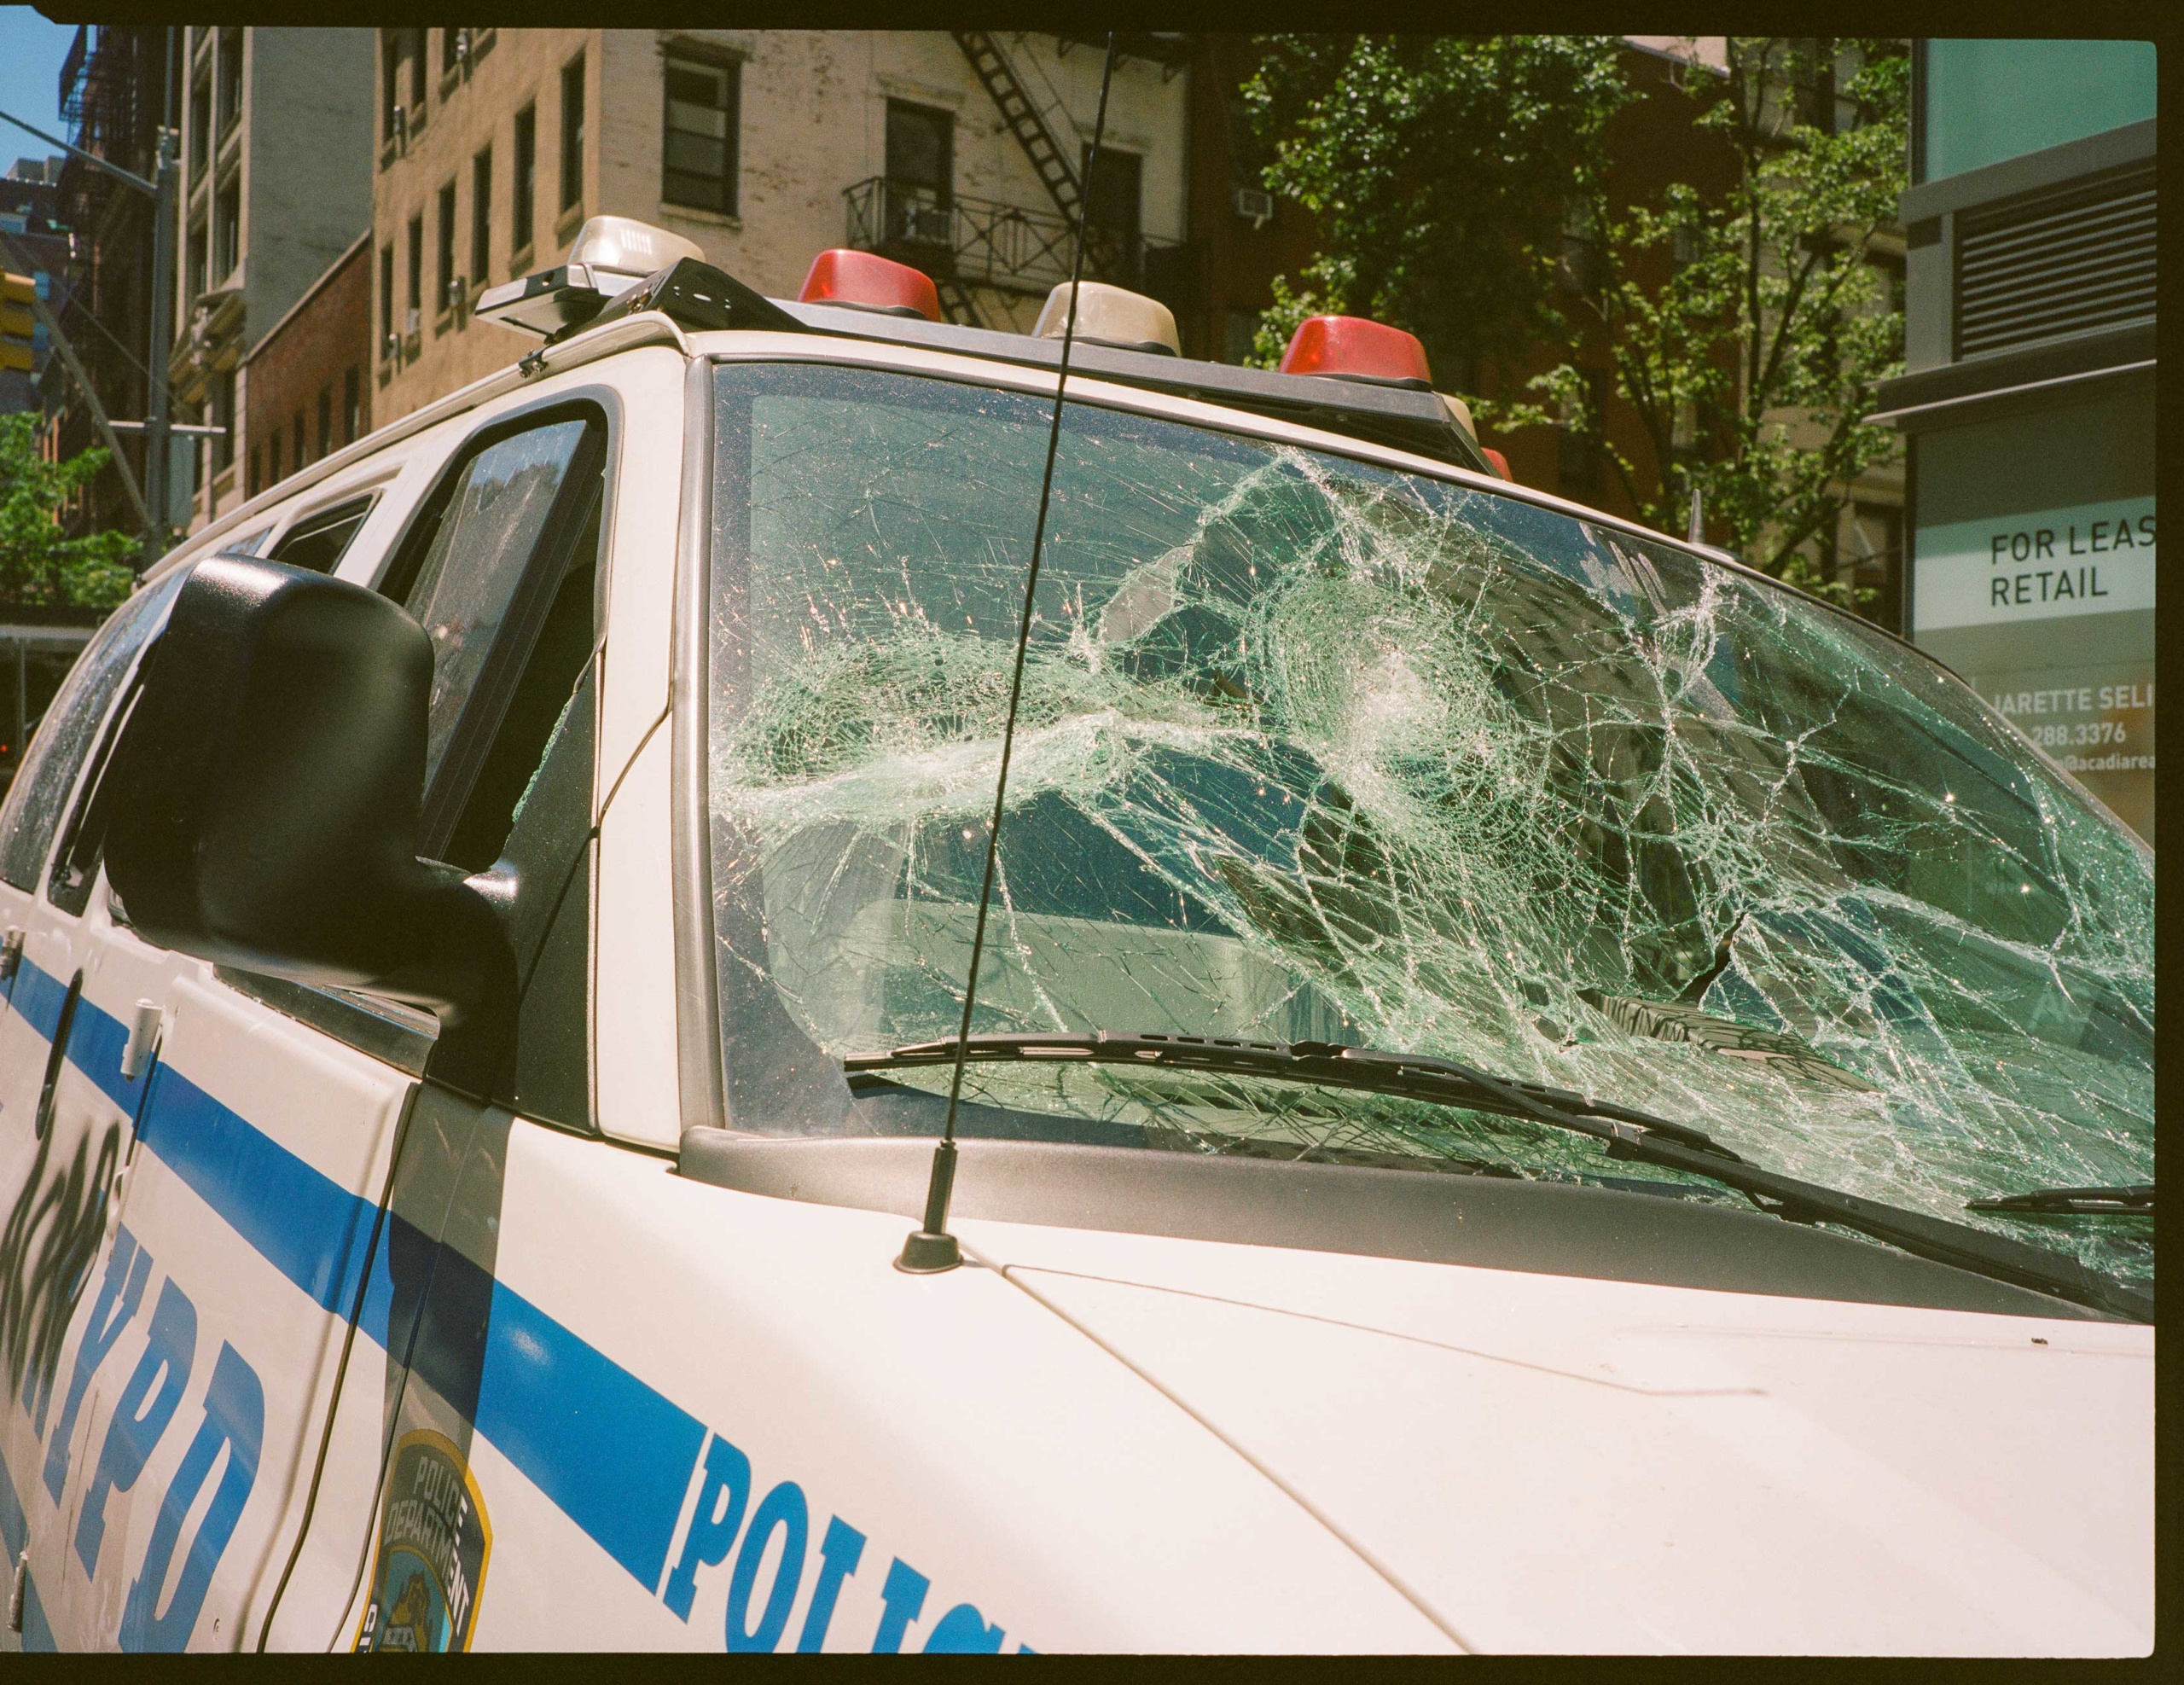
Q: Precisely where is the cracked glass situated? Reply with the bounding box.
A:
[706,363,2153,1288]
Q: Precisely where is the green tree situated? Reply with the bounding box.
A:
[1246,37,1908,607]
[0,410,137,611]
[1522,39,1909,601]
[1241,35,1634,383]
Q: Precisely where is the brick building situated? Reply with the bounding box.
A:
[239,230,372,499]
[167,25,376,532]
[371,29,1192,424]
[1165,34,1321,364]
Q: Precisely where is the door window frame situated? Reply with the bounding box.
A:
[371,391,618,860]
[203,385,624,1066]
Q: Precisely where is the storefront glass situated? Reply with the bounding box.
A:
[1911,386,2155,841]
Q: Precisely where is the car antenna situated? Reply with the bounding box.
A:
[897,33,1120,1275]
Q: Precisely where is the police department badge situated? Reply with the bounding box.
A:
[355,1431,494,1652]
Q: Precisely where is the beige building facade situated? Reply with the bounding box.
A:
[171,26,377,532]
[374,30,1191,425]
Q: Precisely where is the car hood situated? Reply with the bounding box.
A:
[956,1216,2152,1655]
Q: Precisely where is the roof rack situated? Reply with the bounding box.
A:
[486,239,1494,479]
[771,297,1494,476]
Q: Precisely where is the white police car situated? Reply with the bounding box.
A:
[0,217,2153,1653]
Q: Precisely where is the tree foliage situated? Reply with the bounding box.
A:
[1242,35,1633,382]
[0,411,137,611]
[1246,36,1909,605]
[1529,39,1910,598]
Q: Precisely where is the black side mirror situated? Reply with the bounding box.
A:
[103,555,514,1091]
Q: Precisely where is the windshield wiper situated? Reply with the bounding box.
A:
[1967,1184,2153,1217]
[844,1031,2154,1323]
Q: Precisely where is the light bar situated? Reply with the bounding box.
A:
[1280,315,1434,388]
[1034,281,1180,356]
[799,248,941,322]
[571,216,706,288]
[476,215,708,338]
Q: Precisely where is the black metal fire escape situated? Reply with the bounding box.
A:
[952,32,1082,224]
[843,34,1183,329]
[930,274,985,330]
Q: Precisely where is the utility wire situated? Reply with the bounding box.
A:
[898,32,1120,1273]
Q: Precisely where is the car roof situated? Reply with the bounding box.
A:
[769,299,1495,477]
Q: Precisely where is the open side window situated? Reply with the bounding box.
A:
[266,491,381,575]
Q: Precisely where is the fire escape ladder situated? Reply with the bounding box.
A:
[932,274,986,330]
[953,31,1082,224]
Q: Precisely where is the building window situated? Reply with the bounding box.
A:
[513,103,536,253]
[1869,249,1905,317]
[189,70,211,179]
[344,365,362,444]
[1792,39,1865,136]
[248,442,260,497]
[884,101,953,247]
[1082,143,1141,282]
[437,178,457,316]
[886,101,953,206]
[317,386,333,459]
[442,27,462,76]
[214,178,241,280]
[472,147,492,282]
[1557,368,1609,497]
[406,212,423,334]
[409,28,427,110]
[187,218,207,305]
[661,54,739,216]
[380,30,404,143]
[1848,501,1903,630]
[217,27,243,132]
[292,410,305,472]
[380,240,395,351]
[268,432,282,484]
[1083,145,1141,240]
[214,369,235,471]
[560,55,586,213]
[1561,200,1600,296]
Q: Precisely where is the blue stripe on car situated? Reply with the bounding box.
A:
[3,958,704,1601]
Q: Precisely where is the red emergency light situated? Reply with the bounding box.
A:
[1280,315,1433,388]
[1483,447,1512,480]
[799,248,941,322]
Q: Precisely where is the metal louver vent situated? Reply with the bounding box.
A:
[1955,165,2155,358]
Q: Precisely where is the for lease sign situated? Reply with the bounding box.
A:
[1914,497,2154,631]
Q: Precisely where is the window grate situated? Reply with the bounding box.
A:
[1955,165,2154,359]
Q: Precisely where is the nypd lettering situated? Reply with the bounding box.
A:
[6,1223,267,1652]
[3,968,1030,1653]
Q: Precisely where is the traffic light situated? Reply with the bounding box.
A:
[0,273,35,374]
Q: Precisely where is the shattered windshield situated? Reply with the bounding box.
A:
[704,363,2153,1288]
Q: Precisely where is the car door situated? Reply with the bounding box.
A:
[256,351,689,1653]
[31,386,625,1654]
[0,570,195,1650]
